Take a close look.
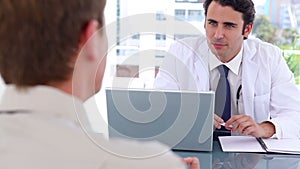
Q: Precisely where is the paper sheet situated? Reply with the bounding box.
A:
[219,136,266,153]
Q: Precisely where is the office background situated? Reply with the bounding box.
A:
[0,0,299,136]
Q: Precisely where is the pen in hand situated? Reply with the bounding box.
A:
[220,122,233,129]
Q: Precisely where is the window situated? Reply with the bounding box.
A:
[116,49,139,57]
[174,34,198,40]
[131,34,140,40]
[156,11,166,21]
[156,33,167,47]
[175,9,186,21]
[187,10,204,21]
[104,0,300,89]
[155,34,166,40]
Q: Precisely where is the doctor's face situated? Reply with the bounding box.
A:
[205,1,252,63]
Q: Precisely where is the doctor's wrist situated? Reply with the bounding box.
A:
[259,121,275,138]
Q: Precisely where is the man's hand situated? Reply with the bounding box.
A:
[214,114,224,129]
[183,157,200,169]
[226,115,275,138]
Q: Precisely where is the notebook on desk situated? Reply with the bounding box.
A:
[105,88,214,151]
[219,136,300,154]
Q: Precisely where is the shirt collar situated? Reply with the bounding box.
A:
[209,45,243,75]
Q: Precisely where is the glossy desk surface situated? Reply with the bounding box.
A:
[174,140,300,169]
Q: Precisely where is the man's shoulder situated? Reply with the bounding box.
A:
[0,113,184,169]
[244,37,283,64]
[169,35,209,61]
[245,37,281,51]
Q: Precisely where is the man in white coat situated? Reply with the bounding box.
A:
[154,0,300,139]
[0,0,200,168]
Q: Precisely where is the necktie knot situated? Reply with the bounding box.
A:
[218,65,229,78]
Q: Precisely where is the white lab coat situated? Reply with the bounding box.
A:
[154,36,300,139]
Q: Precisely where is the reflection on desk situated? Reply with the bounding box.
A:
[174,141,300,169]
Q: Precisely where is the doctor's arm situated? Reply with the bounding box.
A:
[226,47,300,139]
[225,115,275,138]
[267,49,300,139]
[224,57,300,138]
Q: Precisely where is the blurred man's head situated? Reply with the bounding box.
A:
[0,0,107,100]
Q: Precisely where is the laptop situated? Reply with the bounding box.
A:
[105,88,214,151]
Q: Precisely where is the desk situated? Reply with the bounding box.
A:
[174,140,300,169]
